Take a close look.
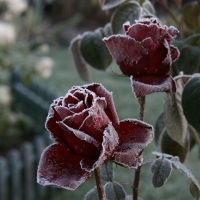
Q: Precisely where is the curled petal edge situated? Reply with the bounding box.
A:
[130,75,177,97]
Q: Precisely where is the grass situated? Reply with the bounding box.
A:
[35,47,200,200]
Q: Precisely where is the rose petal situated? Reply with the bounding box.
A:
[79,98,111,141]
[54,106,74,120]
[45,98,63,142]
[113,119,153,168]
[57,121,101,158]
[167,26,179,39]
[104,35,148,76]
[130,75,177,97]
[37,143,91,190]
[170,45,180,62]
[63,93,79,106]
[86,83,119,123]
[126,23,160,42]
[81,123,119,172]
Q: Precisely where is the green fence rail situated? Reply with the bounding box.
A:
[11,71,57,134]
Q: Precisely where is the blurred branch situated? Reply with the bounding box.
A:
[154,0,180,25]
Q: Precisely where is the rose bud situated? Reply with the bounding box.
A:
[37,83,153,190]
[103,18,180,97]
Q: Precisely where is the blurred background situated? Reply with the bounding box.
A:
[0,0,199,200]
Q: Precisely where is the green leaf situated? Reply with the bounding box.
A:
[183,34,200,47]
[154,111,165,145]
[80,30,112,70]
[101,0,125,10]
[150,156,172,188]
[190,181,200,200]
[100,161,114,182]
[173,45,200,75]
[104,181,126,200]
[84,187,99,200]
[103,23,112,37]
[182,75,200,132]
[142,0,155,14]
[160,130,189,163]
[182,75,200,131]
[183,2,200,30]
[111,2,141,34]
[70,35,91,82]
[172,157,200,195]
[164,79,188,146]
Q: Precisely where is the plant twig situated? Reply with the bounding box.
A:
[133,96,146,200]
[94,167,105,200]
[154,0,180,25]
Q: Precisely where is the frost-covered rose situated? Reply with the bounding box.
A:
[37,83,153,190]
[103,18,180,97]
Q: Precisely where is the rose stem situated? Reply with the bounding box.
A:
[94,167,105,200]
[133,96,146,200]
[154,0,180,25]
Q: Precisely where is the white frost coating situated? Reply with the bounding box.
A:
[80,123,119,172]
[162,39,172,65]
[57,121,100,147]
[120,118,154,129]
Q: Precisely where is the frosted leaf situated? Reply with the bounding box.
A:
[84,187,99,200]
[130,75,176,97]
[37,143,91,190]
[104,181,126,200]
[150,156,172,188]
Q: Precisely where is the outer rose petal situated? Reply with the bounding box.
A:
[113,119,153,168]
[81,123,119,172]
[45,97,64,143]
[103,35,148,77]
[37,143,91,190]
[170,45,180,62]
[130,75,176,97]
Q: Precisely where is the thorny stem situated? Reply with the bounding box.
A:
[94,167,105,200]
[133,96,146,200]
[154,0,180,25]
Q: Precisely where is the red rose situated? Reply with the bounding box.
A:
[37,83,153,190]
[103,18,180,97]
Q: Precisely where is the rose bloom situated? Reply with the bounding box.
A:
[103,18,180,97]
[37,83,153,190]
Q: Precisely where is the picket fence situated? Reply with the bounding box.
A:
[0,132,58,200]
[0,71,60,200]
